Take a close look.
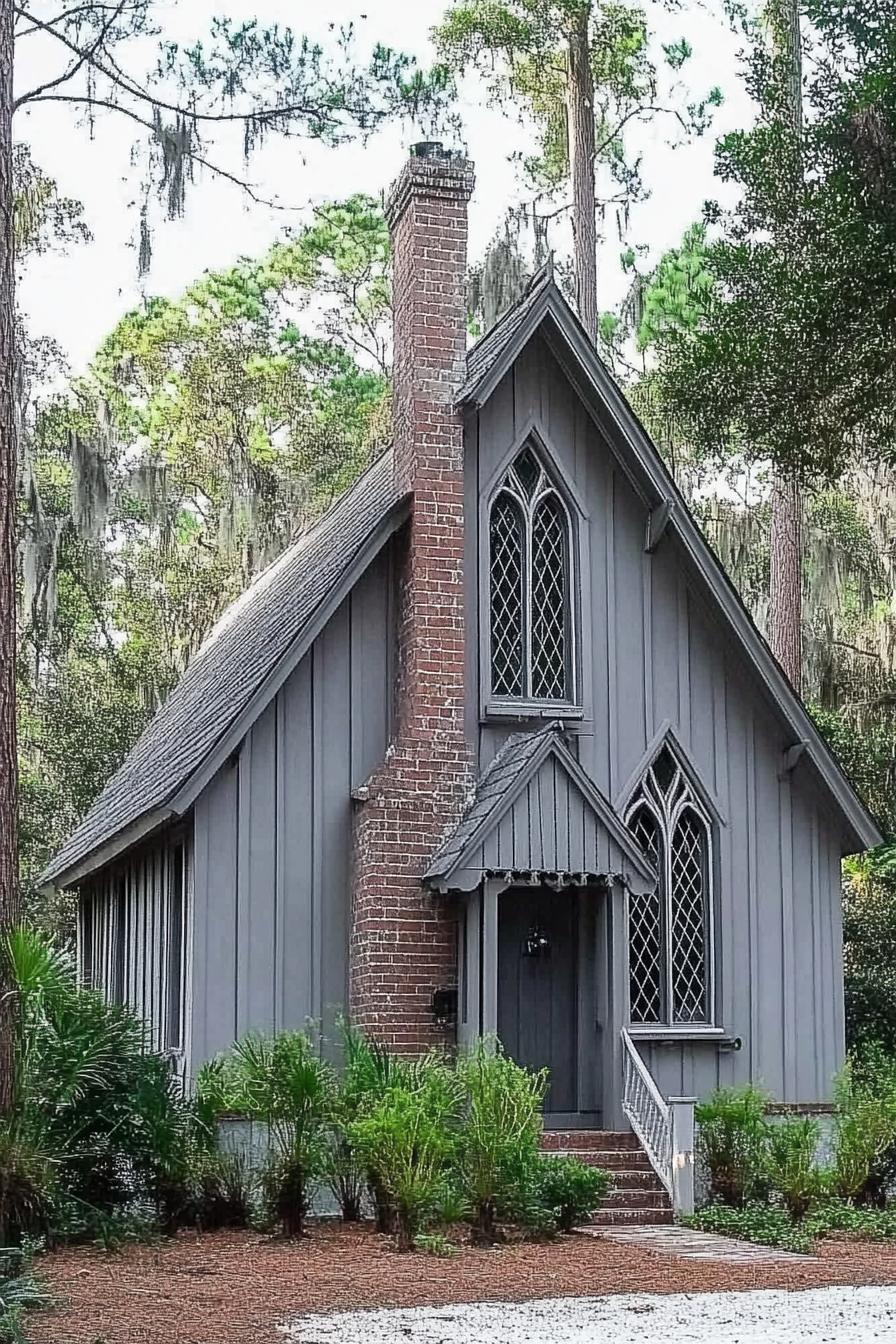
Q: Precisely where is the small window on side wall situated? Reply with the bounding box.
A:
[488,445,573,704]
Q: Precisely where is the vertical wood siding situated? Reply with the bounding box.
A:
[78,832,191,1076]
[190,541,394,1074]
[470,333,849,1105]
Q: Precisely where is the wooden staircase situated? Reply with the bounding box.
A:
[541,1130,673,1226]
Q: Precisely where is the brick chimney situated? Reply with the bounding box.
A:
[349,144,476,1052]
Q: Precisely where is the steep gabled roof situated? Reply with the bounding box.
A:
[459,278,882,855]
[42,450,406,889]
[425,723,657,896]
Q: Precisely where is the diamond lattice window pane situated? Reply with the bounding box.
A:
[490,492,525,696]
[531,494,567,700]
[670,809,708,1022]
[628,806,664,1023]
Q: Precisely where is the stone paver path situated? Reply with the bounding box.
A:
[581,1222,815,1262]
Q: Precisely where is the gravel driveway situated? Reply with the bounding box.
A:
[279,1285,896,1343]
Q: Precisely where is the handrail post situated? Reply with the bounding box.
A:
[669,1096,696,1216]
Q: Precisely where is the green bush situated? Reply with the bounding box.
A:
[210,1031,334,1237]
[832,1051,896,1205]
[348,1059,462,1252]
[188,1150,251,1231]
[4,926,201,1243]
[684,1201,815,1254]
[0,1240,51,1343]
[695,1085,770,1206]
[531,1155,610,1233]
[764,1118,826,1221]
[456,1040,547,1245]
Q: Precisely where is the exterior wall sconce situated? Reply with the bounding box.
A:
[524,926,551,958]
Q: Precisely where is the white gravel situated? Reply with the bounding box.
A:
[278,1286,896,1343]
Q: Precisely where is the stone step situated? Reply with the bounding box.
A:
[542,1130,641,1151]
[589,1206,674,1228]
[607,1168,667,1192]
[602,1189,671,1210]
[548,1148,653,1171]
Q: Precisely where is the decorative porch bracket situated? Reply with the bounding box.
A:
[620,1028,695,1216]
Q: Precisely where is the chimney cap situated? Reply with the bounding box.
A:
[411,140,448,160]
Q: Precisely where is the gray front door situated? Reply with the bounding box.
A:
[497,887,579,1114]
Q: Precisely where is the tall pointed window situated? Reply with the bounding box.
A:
[625,746,713,1025]
[489,446,572,702]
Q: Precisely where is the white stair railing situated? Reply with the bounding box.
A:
[621,1028,695,1215]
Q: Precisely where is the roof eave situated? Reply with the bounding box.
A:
[39,807,176,893]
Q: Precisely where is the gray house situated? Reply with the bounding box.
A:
[42,146,880,1216]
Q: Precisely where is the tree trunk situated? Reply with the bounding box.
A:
[769,474,802,692]
[0,0,18,1121]
[566,3,598,345]
[765,0,804,693]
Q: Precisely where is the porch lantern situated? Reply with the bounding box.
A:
[523,925,551,958]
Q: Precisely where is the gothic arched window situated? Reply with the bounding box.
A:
[625,745,713,1025]
[489,446,572,702]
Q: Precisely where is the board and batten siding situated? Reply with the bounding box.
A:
[467,332,849,1107]
[78,832,191,1070]
[189,539,395,1073]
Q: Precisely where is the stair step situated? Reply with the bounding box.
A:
[549,1149,653,1171]
[606,1168,666,1192]
[542,1130,641,1151]
[589,1207,674,1228]
[603,1189,671,1210]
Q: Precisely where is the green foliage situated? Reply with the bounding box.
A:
[764,1119,826,1221]
[840,851,896,1055]
[684,1201,816,1254]
[209,1031,334,1237]
[686,1197,896,1256]
[0,1242,50,1344]
[412,1231,456,1256]
[3,926,204,1243]
[529,1155,610,1233]
[694,1085,770,1206]
[651,2,896,482]
[455,1039,547,1245]
[348,1058,462,1252]
[832,1052,896,1205]
[435,0,713,230]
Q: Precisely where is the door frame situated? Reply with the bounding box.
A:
[456,876,607,1125]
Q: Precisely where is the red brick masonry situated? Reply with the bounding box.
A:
[350,150,476,1051]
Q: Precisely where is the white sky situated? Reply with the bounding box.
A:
[12,0,755,378]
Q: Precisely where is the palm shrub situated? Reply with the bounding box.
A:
[695,1085,770,1206]
[4,926,198,1241]
[833,1052,896,1205]
[0,1243,50,1344]
[530,1155,610,1233]
[214,1031,334,1237]
[764,1118,825,1221]
[347,1056,462,1251]
[335,1023,415,1230]
[456,1040,547,1245]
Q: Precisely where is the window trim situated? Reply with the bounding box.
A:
[624,742,717,1028]
[480,419,588,720]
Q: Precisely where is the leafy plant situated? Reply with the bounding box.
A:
[455,1039,547,1245]
[764,1118,825,1221]
[695,1085,770,1206]
[348,1059,462,1252]
[210,1031,334,1236]
[187,1151,251,1232]
[413,1231,456,1257]
[683,1201,815,1254]
[832,1052,896,1205]
[0,1241,50,1343]
[530,1155,610,1233]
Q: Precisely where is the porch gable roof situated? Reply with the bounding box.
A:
[425,723,656,896]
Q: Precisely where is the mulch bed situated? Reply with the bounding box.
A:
[25,1221,896,1344]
